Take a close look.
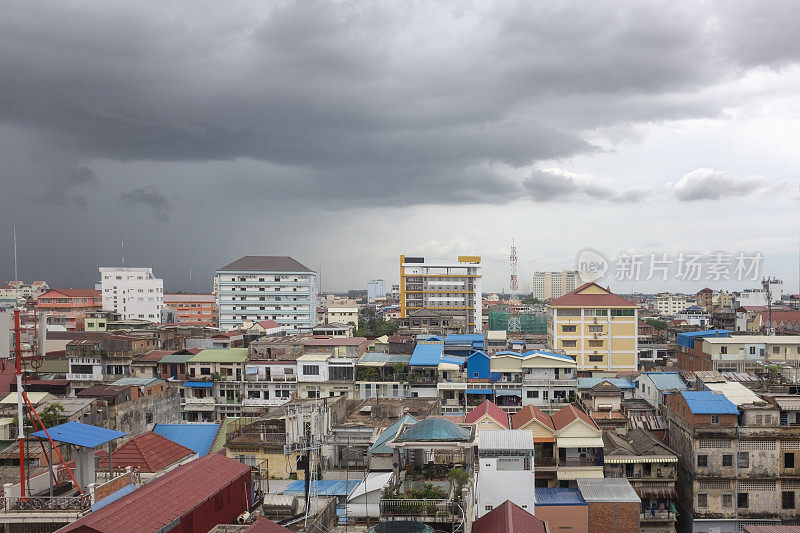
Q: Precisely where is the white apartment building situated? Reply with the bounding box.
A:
[99,267,163,321]
[216,256,317,331]
[367,279,386,302]
[400,255,482,333]
[654,293,696,316]
[533,271,581,300]
[476,430,535,517]
[325,306,359,326]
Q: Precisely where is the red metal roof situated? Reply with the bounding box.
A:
[137,350,174,362]
[39,289,101,298]
[548,282,637,308]
[473,500,546,533]
[254,320,281,329]
[58,452,250,533]
[99,432,194,473]
[465,400,509,429]
[511,405,554,430]
[551,404,598,431]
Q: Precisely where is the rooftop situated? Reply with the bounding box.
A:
[394,417,471,443]
[534,487,587,506]
[680,390,739,415]
[548,282,637,308]
[477,429,534,450]
[550,404,598,431]
[99,431,195,472]
[511,405,554,431]
[371,414,418,455]
[409,343,445,366]
[188,348,249,363]
[576,478,641,503]
[465,400,510,429]
[472,500,546,533]
[218,256,314,273]
[642,372,687,391]
[153,423,220,457]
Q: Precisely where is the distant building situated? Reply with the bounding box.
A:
[0,280,49,300]
[533,271,582,301]
[216,256,317,331]
[36,289,102,330]
[367,279,386,302]
[400,255,482,333]
[547,282,639,372]
[654,293,695,316]
[99,267,164,322]
[163,293,216,326]
[325,306,358,326]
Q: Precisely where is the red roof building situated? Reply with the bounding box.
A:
[551,404,599,431]
[36,289,103,331]
[465,400,510,429]
[57,452,251,533]
[473,500,547,533]
[511,405,554,431]
[548,282,637,308]
[99,432,195,473]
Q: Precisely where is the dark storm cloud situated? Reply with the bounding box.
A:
[523,169,652,203]
[119,186,172,222]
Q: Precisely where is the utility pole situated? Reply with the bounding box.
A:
[14,310,25,497]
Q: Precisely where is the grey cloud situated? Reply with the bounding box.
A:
[119,186,171,222]
[523,169,652,203]
[670,168,781,201]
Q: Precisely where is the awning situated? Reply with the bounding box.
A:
[184,381,213,388]
[636,487,677,499]
[557,437,604,448]
[605,456,678,463]
[32,421,125,449]
[438,363,461,371]
[557,467,604,480]
[495,389,522,397]
[356,361,386,367]
[776,397,800,411]
[466,389,493,395]
[533,436,555,443]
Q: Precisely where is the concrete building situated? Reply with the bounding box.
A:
[547,282,639,372]
[216,256,317,331]
[476,430,536,517]
[36,289,102,330]
[400,255,482,334]
[163,293,216,326]
[367,279,386,302]
[533,271,582,301]
[324,306,358,326]
[677,332,800,373]
[99,267,164,321]
[654,293,696,316]
[576,478,642,533]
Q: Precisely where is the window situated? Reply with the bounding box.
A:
[721,346,728,354]
[697,455,708,467]
[610,309,635,317]
[561,325,577,333]
[749,346,756,355]
[697,493,708,508]
[485,505,493,511]
[711,415,720,424]
[588,340,603,347]
[303,365,319,376]
[722,454,733,467]
[722,494,733,508]
[589,355,604,362]
[562,340,577,348]
[589,325,603,332]
[785,452,795,469]
[782,491,795,509]
[738,493,748,508]
[773,346,780,354]
[200,368,211,375]
[738,452,749,468]
[146,413,153,424]
[527,391,539,399]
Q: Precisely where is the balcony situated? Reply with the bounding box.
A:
[242,398,285,407]
[640,511,676,522]
[559,457,602,467]
[183,397,216,411]
[379,499,461,521]
[66,373,103,381]
[523,377,577,387]
[244,373,296,382]
[2,494,91,513]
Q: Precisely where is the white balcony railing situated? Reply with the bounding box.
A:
[183,397,216,411]
[66,373,103,381]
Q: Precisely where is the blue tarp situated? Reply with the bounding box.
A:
[284,479,360,496]
[465,389,493,395]
[184,381,214,388]
[31,421,125,449]
[153,423,219,457]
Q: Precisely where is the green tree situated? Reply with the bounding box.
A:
[14,403,65,431]
[645,318,668,331]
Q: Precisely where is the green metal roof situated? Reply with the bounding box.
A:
[158,353,194,364]
[371,414,417,454]
[188,348,249,363]
[395,417,470,443]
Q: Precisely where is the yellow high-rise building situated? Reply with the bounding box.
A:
[547,282,639,372]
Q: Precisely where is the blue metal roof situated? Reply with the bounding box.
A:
[680,391,739,415]
[416,334,444,342]
[643,372,687,391]
[370,414,417,455]
[535,487,587,506]
[465,389,493,395]
[494,350,524,357]
[677,329,732,349]
[440,355,466,366]
[32,421,125,449]
[577,377,636,389]
[153,423,220,456]
[410,343,445,366]
[284,479,360,496]
[445,334,484,344]
[184,381,214,388]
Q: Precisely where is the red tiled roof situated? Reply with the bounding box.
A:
[762,310,800,325]
[698,287,713,294]
[548,282,637,308]
[305,337,367,346]
[254,320,281,329]
[137,350,174,362]
[58,452,250,533]
[511,405,554,430]
[99,432,194,473]
[473,500,546,533]
[465,400,510,429]
[39,289,101,298]
[551,404,598,431]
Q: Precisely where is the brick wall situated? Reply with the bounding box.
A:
[587,502,639,533]
[677,340,711,371]
[94,471,132,502]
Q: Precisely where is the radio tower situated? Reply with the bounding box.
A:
[508,239,521,333]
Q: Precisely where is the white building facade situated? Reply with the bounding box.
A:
[367,279,386,302]
[533,271,581,300]
[216,256,317,331]
[99,267,164,321]
[476,430,535,517]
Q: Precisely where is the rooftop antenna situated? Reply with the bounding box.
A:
[12,225,18,282]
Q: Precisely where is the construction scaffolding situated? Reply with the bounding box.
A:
[488,311,547,334]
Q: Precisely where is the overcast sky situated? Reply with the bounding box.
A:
[2,0,799,295]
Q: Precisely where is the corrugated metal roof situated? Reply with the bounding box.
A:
[31,421,125,449]
[184,381,214,388]
[153,423,220,457]
[576,478,641,503]
[410,343,445,366]
[284,479,359,496]
[358,353,412,364]
[704,382,763,406]
[188,348,249,363]
[577,377,635,389]
[158,352,194,363]
[112,377,164,387]
[1,392,54,404]
[523,349,575,362]
[478,429,533,450]
[643,372,687,391]
[472,500,546,533]
[680,391,739,415]
[346,472,393,500]
[534,487,587,506]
